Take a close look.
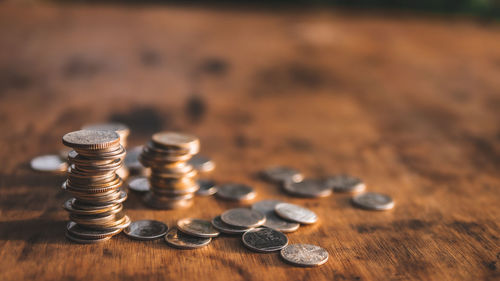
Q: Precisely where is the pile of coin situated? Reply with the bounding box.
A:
[139,132,200,209]
[61,130,130,243]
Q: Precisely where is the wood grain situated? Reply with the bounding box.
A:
[0,2,499,281]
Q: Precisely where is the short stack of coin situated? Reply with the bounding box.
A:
[62,130,130,243]
[139,132,200,209]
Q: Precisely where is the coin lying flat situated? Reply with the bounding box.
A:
[216,183,256,201]
[62,130,120,150]
[327,175,365,193]
[164,228,211,249]
[280,244,328,267]
[128,176,150,192]
[283,179,332,198]
[252,200,300,233]
[66,221,122,239]
[189,155,215,173]
[275,203,318,224]
[221,208,266,228]
[211,216,251,234]
[261,166,303,183]
[124,220,168,240]
[152,132,200,154]
[65,231,112,244]
[242,228,289,252]
[195,179,217,196]
[30,155,68,173]
[177,218,220,238]
[352,192,394,211]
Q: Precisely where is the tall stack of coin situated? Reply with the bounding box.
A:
[140,132,200,209]
[62,130,130,243]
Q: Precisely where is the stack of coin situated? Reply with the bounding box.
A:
[139,132,200,209]
[61,130,130,243]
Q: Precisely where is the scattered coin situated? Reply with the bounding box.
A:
[124,220,168,240]
[252,200,300,233]
[327,175,365,193]
[189,155,215,173]
[177,218,220,238]
[164,228,211,249]
[216,183,256,201]
[124,146,146,172]
[128,176,150,192]
[283,179,332,198]
[211,216,252,234]
[242,228,289,252]
[221,208,266,228]
[352,192,394,211]
[195,179,217,196]
[30,154,68,173]
[261,166,303,183]
[280,244,329,267]
[275,203,318,224]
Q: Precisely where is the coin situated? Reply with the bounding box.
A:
[82,123,129,137]
[65,231,112,244]
[274,203,318,224]
[128,176,150,192]
[242,228,288,252]
[211,216,251,234]
[216,183,256,201]
[327,175,365,193]
[177,218,220,238]
[66,221,122,239]
[152,132,200,154]
[124,220,168,240]
[221,208,266,228]
[352,192,394,210]
[188,155,215,173]
[280,244,329,267]
[30,154,68,173]
[252,200,300,233]
[62,130,120,150]
[283,179,332,198]
[261,166,303,183]
[195,179,217,196]
[164,228,211,249]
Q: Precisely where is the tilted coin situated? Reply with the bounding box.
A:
[216,183,256,201]
[152,132,200,154]
[275,203,318,224]
[242,228,288,252]
[352,192,394,211]
[280,244,329,267]
[188,155,215,173]
[128,176,150,192]
[164,228,211,249]
[124,220,168,240]
[211,216,251,234]
[221,208,266,228]
[195,179,217,196]
[177,218,220,238]
[283,179,332,198]
[62,130,120,150]
[30,155,68,173]
[252,200,300,233]
[261,166,303,183]
[327,175,365,193]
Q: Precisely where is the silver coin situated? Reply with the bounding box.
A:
[211,216,252,234]
[195,179,217,196]
[216,183,256,201]
[189,155,215,173]
[221,208,266,228]
[124,220,168,240]
[252,200,300,233]
[242,228,289,252]
[65,231,112,244]
[261,166,303,183]
[30,155,68,173]
[177,218,220,238]
[128,176,150,192]
[274,203,318,224]
[62,130,120,150]
[280,244,329,267]
[66,221,122,239]
[283,179,332,198]
[352,192,394,210]
[164,228,211,249]
[327,175,365,193]
[124,146,145,171]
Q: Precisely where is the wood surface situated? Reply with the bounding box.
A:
[0,2,499,281]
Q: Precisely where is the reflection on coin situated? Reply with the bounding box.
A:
[152,132,200,154]
[164,228,211,249]
[242,228,288,252]
[252,200,300,233]
[177,218,220,238]
[31,155,68,173]
[283,179,332,198]
[275,203,318,224]
[211,216,251,234]
[327,175,365,193]
[189,155,215,173]
[261,166,303,183]
[195,179,217,196]
[128,176,150,192]
[221,208,266,228]
[216,183,256,201]
[352,192,394,211]
[62,130,120,150]
[280,244,329,267]
[124,220,168,240]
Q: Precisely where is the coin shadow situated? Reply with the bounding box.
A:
[0,218,67,244]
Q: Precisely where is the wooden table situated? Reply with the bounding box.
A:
[0,2,499,281]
